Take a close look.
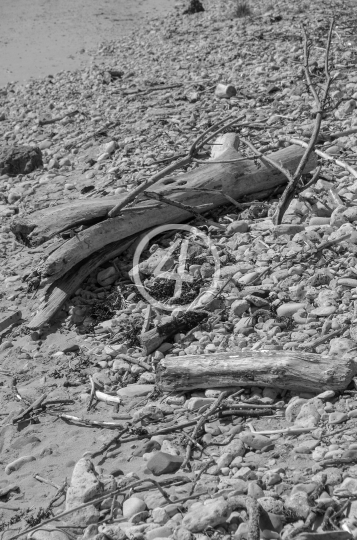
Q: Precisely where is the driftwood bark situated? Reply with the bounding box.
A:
[28,237,135,329]
[157,351,356,393]
[14,139,316,288]
[140,327,166,356]
[11,197,125,245]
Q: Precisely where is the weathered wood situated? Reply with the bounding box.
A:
[12,142,315,248]
[27,237,135,329]
[11,196,126,245]
[140,327,166,356]
[36,141,317,286]
[157,351,356,393]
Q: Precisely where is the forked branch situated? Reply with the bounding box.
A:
[273,19,334,224]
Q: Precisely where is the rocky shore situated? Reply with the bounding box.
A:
[2,0,357,539]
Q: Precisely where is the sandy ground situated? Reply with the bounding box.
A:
[0,0,172,88]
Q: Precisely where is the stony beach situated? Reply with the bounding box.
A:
[2,0,357,538]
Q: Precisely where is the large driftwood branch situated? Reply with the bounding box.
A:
[157,351,356,393]
[27,237,135,329]
[21,138,316,288]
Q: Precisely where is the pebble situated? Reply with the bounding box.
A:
[276,303,306,317]
[116,384,155,398]
[239,432,273,451]
[329,412,349,424]
[123,497,147,519]
[294,439,320,454]
[294,403,321,428]
[182,499,230,532]
[146,526,173,540]
[146,452,184,476]
[285,398,307,422]
[65,458,101,526]
[285,491,311,519]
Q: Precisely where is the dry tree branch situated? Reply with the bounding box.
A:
[180,391,228,470]
[287,137,357,179]
[273,19,335,224]
[240,137,294,182]
[298,165,322,192]
[107,114,245,218]
[144,191,225,229]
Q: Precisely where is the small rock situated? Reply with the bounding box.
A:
[123,497,147,519]
[65,458,102,526]
[276,303,306,317]
[311,305,337,317]
[152,507,170,525]
[146,526,173,540]
[329,412,348,425]
[285,490,311,519]
[182,498,230,532]
[226,221,249,234]
[247,481,264,499]
[231,299,249,316]
[234,466,256,481]
[329,338,355,356]
[334,477,357,497]
[146,452,184,476]
[258,497,284,514]
[316,390,335,401]
[294,402,321,428]
[186,397,214,411]
[294,439,320,454]
[97,267,117,286]
[285,398,307,422]
[0,146,43,176]
[239,432,273,451]
[117,384,155,398]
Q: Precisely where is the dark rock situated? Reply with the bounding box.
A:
[183,0,204,14]
[146,451,184,476]
[0,146,43,176]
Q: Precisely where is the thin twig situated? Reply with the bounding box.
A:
[87,376,96,412]
[240,137,294,182]
[181,391,228,470]
[287,137,357,179]
[12,394,47,424]
[144,191,225,230]
[273,19,334,224]
[299,165,322,192]
[8,478,182,540]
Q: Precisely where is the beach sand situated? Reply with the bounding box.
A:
[0,0,172,87]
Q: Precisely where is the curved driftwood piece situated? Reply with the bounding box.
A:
[157,351,356,393]
[27,237,135,329]
[11,196,126,246]
[35,139,316,286]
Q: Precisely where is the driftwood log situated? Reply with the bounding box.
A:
[157,351,356,393]
[27,236,136,329]
[13,136,316,289]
